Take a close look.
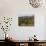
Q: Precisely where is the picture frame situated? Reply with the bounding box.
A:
[18,16,34,26]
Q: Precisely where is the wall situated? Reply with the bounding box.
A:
[0,0,46,40]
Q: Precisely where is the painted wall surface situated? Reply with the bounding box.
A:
[0,0,46,40]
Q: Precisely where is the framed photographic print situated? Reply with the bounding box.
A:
[18,16,34,26]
